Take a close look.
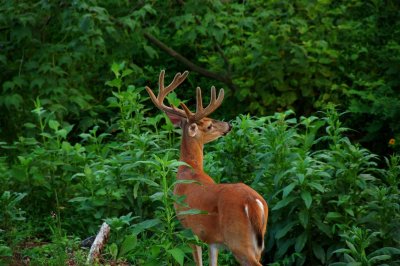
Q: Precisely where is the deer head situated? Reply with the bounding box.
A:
[145,70,231,144]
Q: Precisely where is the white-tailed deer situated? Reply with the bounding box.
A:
[146,70,268,266]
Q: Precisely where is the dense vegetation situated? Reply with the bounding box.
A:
[1,0,399,265]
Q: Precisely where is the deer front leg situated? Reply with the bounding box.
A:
[191,244,203,266]
[209,244,219,266]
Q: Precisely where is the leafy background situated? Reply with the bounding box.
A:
[1,0,399,265]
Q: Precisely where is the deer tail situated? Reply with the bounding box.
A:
[245,198,266,251]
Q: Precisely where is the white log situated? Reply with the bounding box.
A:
[86,222,111,264]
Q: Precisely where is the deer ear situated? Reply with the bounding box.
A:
[165,113,182,126]
[188,123,198,137]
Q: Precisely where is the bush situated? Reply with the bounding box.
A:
[209,108,400,265]
[1,62,400,264]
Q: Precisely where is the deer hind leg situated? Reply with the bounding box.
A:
[209,243,219,266]
[191,244,203,266]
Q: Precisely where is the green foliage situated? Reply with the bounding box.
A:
[1,0,400,263]
[0,191,26,263]
[209,108,400,265]
[0,191,26,231]
[1,64,399,265]
[331,227,400,266]
[0,0,153,143]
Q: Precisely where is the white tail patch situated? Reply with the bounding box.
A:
[256,199,264,222]
[244,204,249,218]
[255,199,265,251]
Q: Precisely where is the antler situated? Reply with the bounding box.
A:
[181,86,224,121]
[146,70,225,122]
[146,70,189,119]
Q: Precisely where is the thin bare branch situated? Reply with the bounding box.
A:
[143,32,236,90]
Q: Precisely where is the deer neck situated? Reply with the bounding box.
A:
[179,133,204,171]
[177,125,216,185]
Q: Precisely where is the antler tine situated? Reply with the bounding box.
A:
[146,70,189,118]
[165,71,189,93]
[180,102,193,119]
[192,87,224,121]
[158,70,165,96]
[196,87,203,113]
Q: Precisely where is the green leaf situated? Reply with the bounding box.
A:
[143,45,158,59]
[368,247,400,259]
[24,122,37,129]
[297,173,305,184]
[178,209,207,216]
[122,69,134,78]
[108,243,118,260]
[301,191,312,209]
[315,219,332,237]
[118,234,137,257]
[308,182,325,192]
[132,219,161,235]
[68,197,89,202]
[105,78,122,89]
[326,212,342,220]
[167,160,189,169]
[150,192,163,201]
[333,248,351,254]
[167,248,185,266]
[40,132,53,139]
[133,182,139,199]
[173,179,199,186]
[275,221,297,239]
[48,120,60,130]
[111,62,121,78]
[283,182,297,198]
[344,256,358,264]
[56,129,68,139]
[295,231,307,253]
[123,177,159,187]
[344,208,354,216]
[276,238,296,258]
[272,196,296,211]
[299,209,309,228]
[3,93,23,108]
[0,245,12,257]
[345,240,357,254]
[368,255,391,263]
[312,243,325,264]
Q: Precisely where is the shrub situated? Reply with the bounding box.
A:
[209,108,400,265]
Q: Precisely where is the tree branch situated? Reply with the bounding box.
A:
[143,32,236,90]
[86,222,110,264]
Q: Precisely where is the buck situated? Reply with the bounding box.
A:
[146,70,268,266]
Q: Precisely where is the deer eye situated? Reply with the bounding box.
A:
[207,124,213,130]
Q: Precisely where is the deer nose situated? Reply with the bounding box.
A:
[223,123,232,136]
